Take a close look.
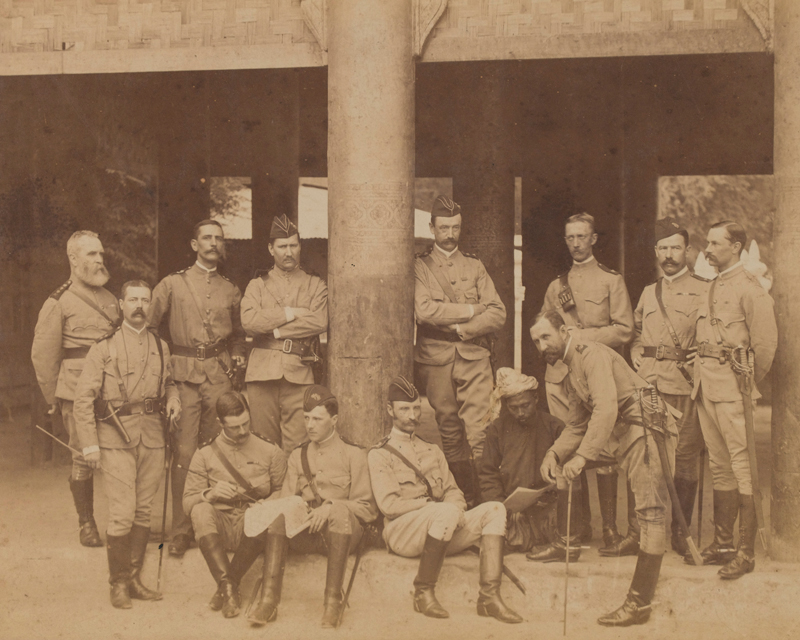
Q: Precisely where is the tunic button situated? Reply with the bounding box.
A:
[206,294,211,299]
[447,262,453,267]
[451,280,456,285]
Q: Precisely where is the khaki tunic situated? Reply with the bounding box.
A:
[281,431,378,524]
[632,269,710,396]
[31,281,120,404]
[241,267,328,385]
[147,264,246,385]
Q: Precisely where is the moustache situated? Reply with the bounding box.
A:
[133,309,145,316]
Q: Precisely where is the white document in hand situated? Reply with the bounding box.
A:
[243,495,312,538]
[502,484,556,513]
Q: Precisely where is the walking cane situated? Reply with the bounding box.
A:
[157,413,176,592]
[563,478,573,637]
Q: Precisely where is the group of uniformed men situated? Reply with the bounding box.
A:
[30,195,776,629]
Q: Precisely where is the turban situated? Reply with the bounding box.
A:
[483,368,539,427]
[303,385,336,412]
[654,217,688,245]
[270,214,299,240]
[388,375,419,403]
[431,195,461,219]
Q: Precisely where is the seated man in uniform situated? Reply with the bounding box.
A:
[478,368,582,562]
[242,385,378,628]
[184,391,287,619]
[368,376,522,624]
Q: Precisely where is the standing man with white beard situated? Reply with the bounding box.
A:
[32,230,120,547]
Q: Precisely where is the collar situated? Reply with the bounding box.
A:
[219,431,249,448]
[194,261,217,274]
[434,244,458,259]
[390,426,415,441]
[316,430,338,448]
[562,335,575,365]
[663,266,689,283]
[718,260,743,278]
[274,264,299,277]
[122,321,147,335]
[572,254,596,267]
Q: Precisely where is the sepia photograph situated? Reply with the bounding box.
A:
[0,1,797,639]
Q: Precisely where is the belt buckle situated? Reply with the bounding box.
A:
[655,345,665,360]
[144,398,154,414]
[282,339,293,354]
[196,345,206,361]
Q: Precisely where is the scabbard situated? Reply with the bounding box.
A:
[105,407,132,444]
[740,386,767,549]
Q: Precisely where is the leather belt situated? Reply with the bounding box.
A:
[642,345,692,362]
[171,342,226,360]
[697,343,732,362]
[112,397,165,417]
[416,324,461,343]
[251,335,311,357]
[63,346,90,359]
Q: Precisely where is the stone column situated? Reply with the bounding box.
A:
[771,0,800,562]
[327,0,415,445]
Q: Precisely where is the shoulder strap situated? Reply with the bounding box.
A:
[707,279,724,345]
[598,262,620,276]
[49,280,72,300]
[557,272,583,326]
[151,331,165,397]
[210,440,260,500]
[382,443,434,500]
[179,271,218,343]
[68,286,118,327]
[300,442,324,506]
[654,279,694,386]
[420,254,459,304]
[106,333,129,404]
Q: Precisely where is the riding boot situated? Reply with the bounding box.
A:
[597,551,663,627]
[248,533,287,626]
[718,494,756,580]
[596,471,623,552]
[670,478,698,557]
[198,533,240,616]
[600,481,639,557]
[413,535,450,618]
[526,488,581,563]
[449,461,477,509]
[106,533,132,609]
[129,524,163,601]
[477,534,522,623]
[229,533,267,586]
[69,477,102,547]
[321,533,351,628]
[686,489,738,565]
[578,471,593,543]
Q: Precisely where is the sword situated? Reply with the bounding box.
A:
[467,547,526,595]
[563,479,573,637]
[34,424,133,488]
[336,534,367,628]
[697,448,706,548]
[157,413,176,591]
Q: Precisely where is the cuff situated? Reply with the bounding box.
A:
[455,324,463,339]
[284,307,295,323]
[82,445,100,456]
[273,328,281,339]
[468,305,475,319]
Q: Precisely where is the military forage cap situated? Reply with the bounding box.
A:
[270,214,299,240]
[431,195,462,218]
[303,385,336,412]
[388,375,419,403]
[654,216,689,244]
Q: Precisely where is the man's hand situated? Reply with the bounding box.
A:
[232,355,246,368]
[207,480,240,502]
[684,346,698,367]
[167,398,182,423]
[309,502,332,533]
[48,403,58,416]
[85,451,101,470]
[540,451,559,484]
[563,455,586,482]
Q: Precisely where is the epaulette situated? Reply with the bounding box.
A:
[254,267,272,280]
[371,434,391,450]
[96,326,121,343]
[299,265,324,280]
[575,344,587,354]
[198,433,218,449]
[413,432,436,445]
[170,267,189,276]
[691,273,713,283]
[49,280,72,300]
[598,263,620,276]
[218,273,234,284]
[415,245,433,259]
[251,432,278,446]
[555,271,569,281]
[461,251,481,261]
[147,326,160,338]
[339,434,365,449]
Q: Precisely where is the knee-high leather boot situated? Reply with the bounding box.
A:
[526,487,582,563]
[321,533,351,628]
[686,489,739,565]
[477,534,523,623]
[198,533,240,617]
[600,481,639,557]
[106,533,132,609]
[248,533,287,626]
[596,471,623,552]
[70,477,102,547]
[413,535,450,618]
[597,551,662,627]
[671,477,698,556]
[718,494,756,579]
[129,524,162,601]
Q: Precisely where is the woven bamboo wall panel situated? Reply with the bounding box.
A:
[0,0,315,53]
[431,0,754,39]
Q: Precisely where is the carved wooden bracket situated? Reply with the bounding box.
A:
[741,0,773,51]
[300,0,447,57]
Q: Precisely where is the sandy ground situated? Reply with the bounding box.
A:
[1,400,798,640]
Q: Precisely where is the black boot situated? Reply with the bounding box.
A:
[596,471,623,552]
[198,533,240,616]
[106,533,132,609]
[597,551,663,627]
[449,461,477,508]
[69,477,102,547]
[248,533,287,626]
[578,471,593,543]
[321,533,351,628]
[526,488,582,563]
[718,495,756,580]
[413,535,449,618]
[229,533,267,586]
[600,482,639,557]
[671,478,698,557]
[477,535,523,623]
[129,524,162,601]
[686,489,739,565]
